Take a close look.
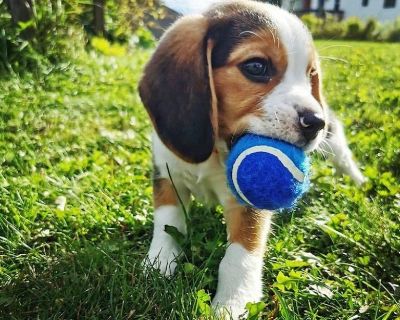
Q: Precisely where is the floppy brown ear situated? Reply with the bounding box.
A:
[139,15,216,163]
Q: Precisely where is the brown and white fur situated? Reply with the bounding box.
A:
[139,1,365,318]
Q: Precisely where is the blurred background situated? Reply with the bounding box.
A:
[1,0,399,74]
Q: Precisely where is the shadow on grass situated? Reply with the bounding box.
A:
[0,203,227,320]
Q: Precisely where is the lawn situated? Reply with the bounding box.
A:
[0,41,399,319]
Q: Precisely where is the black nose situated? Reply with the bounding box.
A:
[299,112,325,141]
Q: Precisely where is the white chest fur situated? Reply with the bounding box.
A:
[152,133,231,206]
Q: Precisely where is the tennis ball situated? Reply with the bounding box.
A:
[226,134,310,210]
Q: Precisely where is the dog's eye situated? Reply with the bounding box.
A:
[239,58,276,83]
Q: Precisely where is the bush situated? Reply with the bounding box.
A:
[344,16,365,40]
[104,0,162,43]
[0,0,160,74]
[362,18,381,41]
[386,16,400,42]
[302,13,399,42]
[321,14,346,39]
[301,13,345,39]
[301,13,324,37]
[77,0,162,43]
[0,0,85,74]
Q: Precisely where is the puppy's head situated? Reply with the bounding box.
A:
[139,0,327,163]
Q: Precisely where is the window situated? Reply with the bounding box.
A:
[267,0,282,6]
[334,0,341,11]
[362,0,369,6]
[383,0,396,8]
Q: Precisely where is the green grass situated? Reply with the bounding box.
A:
[0,41,399,319]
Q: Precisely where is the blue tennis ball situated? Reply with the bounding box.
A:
[226,134,310,210]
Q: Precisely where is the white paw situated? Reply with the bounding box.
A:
[144,235,181,276]
[332,154,367,187]
[212,291,263,320]
[212,298,252,320]
[212,243,263,319]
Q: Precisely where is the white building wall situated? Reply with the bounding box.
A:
[310,0,336,10]
[341,1,400,22]
[281,0,305,11]
[309,0,400,22]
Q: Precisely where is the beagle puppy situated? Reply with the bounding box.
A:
[139,1,365,318]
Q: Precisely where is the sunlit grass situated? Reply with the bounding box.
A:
[0,41,399,319]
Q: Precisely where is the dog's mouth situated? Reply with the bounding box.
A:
[227,134,244,150]
[227,132,295,151]
[227,130,324,153]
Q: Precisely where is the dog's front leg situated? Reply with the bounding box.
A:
[326,111,366,185]
[213,200,272,319]
[145,177,190,276]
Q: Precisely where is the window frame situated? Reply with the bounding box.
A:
[383,0,396,8]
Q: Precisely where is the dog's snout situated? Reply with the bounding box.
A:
[299,112,325,141]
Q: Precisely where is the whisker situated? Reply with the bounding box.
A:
[318,140,335,157]
[268,29,279,47]
[318,44,354,52]
[316,146,328,160]
[321,139,335,155]
[274,111,280,122]
[319,55,349,64]
[239,30,263,40]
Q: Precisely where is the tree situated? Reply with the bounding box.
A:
[5,0,35,39]
[93,0,105,35]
